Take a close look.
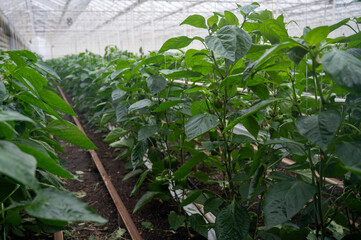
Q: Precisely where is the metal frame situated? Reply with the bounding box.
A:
[0,0,360,58]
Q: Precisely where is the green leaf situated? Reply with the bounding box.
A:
[241,116,259,139]
[0,140,38,190]
[143,55,165,65]
[25,188,106,223]
[247,165,265,201]
[168,211,184,230]
[322,50,361,93]
[104,128,128,142]
[39,89,76,116]
[180,14,207,29]
[232,134,255,144]
[265,138,305,154]
[215,200,250,240]
[160,69,202,78]
[11,50,37,63]
[131,169,149,196]
[133,191,158,213]
[16,92,59,117]
[0,81,7,102]
[249,84,269,100]
[205,25,252,63]
[153,100,183,112]
[334,139,361,175]
[46,119,97,149]
[111,89,126,102]
[159,36,194,53]
[189,214,208,238]
[296,110,341,151]
[304,26,330,46]
[221,74,243,87]
[186,86,211,95]
[260,19,288,44]
[15,67,47,92]
[280,225,310,240]
[257,231,281,240]
[204,197,223,214]
[180,190,202,207]
[0,110,35,124]
[243,42,297,80]
[146,75,167,95]
[329,18,350,32]
[116,104,128,122]
[238,3,260,16]
[131,140,148,169]
[6,51,28,66]
[207,15,219,29]
[110,68,129,80]
[287,46,308,65]
[18,144,73,178]
[218,18,229,29]
[99,112,114,127]
[109,138,134,148]
[264,180,315,228]
[173,153,206,180]
[108,227,127,239]
[185,49,209,68]
[185,113,219,140]
[128,99,152,113]
[190,100,207,115]
[138,125,159,141]
[202,141,224,151]
[123,169,143,181]
[224,11,239,25]
[224,99,280,133]
[33,61,61,81]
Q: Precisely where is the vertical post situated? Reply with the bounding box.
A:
[332,0,336,25]
[151,0,155,50]
[51,45,54,59]
[97,32,101,55]
[131,6,136,53]
[117,31,121,49]
[75,35,78,53]
[182,0,187,36]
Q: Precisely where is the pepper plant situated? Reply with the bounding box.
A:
[0,50,106,239]
[49,3,361,240]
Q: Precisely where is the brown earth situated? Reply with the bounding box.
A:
[58,91,204,240]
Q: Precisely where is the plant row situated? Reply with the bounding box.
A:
[0,50,106,239]
[49,3,361,240]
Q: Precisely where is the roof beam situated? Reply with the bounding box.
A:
[116,1,207,35]
[57,0,71,27]
[25,0,35,36]
[89,0,149,33]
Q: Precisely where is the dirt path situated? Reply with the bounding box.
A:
[59,91,202,239]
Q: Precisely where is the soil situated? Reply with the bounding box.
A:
[58,91,204,240]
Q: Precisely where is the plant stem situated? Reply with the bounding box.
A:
[289,70,302,115]
[343,122,361,134]
[180,114,185,165]
[210,51,225,80]
[318,151,325,240]
[311,54,325,110]
[308,149,321,239]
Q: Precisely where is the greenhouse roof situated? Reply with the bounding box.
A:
[0,0,360,58]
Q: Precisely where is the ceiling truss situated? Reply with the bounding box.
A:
[0,0,359,58]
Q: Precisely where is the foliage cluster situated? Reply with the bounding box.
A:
[49,3,361,240]
[0,50,106,239]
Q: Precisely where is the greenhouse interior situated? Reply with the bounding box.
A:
[1,0,361,239]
